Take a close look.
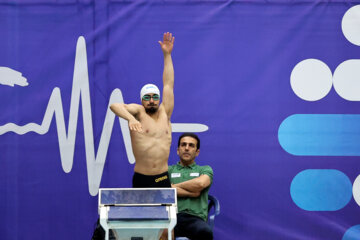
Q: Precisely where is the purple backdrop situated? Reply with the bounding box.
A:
[1,0,360,239]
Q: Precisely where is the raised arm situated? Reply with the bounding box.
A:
[110,103,143,132]
[158,32,175,118]
[173,174,211,193]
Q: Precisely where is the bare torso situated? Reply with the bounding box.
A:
[130,105,172,175]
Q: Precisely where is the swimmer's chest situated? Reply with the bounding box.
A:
[140,112,171,136]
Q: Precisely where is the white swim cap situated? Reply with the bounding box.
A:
[140,84,160,100]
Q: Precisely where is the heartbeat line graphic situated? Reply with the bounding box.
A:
[0,36,209,196]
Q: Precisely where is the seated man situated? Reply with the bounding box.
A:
[168,133,214,240]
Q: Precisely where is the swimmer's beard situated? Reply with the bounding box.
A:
[145,107,158,114]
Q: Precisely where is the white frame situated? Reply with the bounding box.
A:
[98,188,177,240]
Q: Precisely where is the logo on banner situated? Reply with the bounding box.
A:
[0,37,209,196]
[279,5,360,239]
[0,67,28,87]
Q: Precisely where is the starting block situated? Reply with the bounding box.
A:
[98,188,177,240]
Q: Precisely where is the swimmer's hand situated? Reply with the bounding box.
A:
[128,119,143,133]
[158,32,175,54]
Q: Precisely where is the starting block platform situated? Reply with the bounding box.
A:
[98,188,177,240]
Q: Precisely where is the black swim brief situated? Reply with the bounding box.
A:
[132,171,171,188]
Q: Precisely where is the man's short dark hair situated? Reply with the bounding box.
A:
[178,133,200,150]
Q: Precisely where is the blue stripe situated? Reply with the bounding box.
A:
[343,225,360,240]
[279,114,360,156]
[290,170,352,211]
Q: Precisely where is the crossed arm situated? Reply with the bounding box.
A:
[109,103,143,132]
[173,175,211,198]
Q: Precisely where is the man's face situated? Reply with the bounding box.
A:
[141,93,160,114]
[177,136,200,165]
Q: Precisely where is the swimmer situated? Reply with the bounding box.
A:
[110,32,175,188]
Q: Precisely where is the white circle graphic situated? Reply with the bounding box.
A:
[333,60,360,101]
[353,174,360,207]
[290,59,333,101]
[342,5,360,46]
